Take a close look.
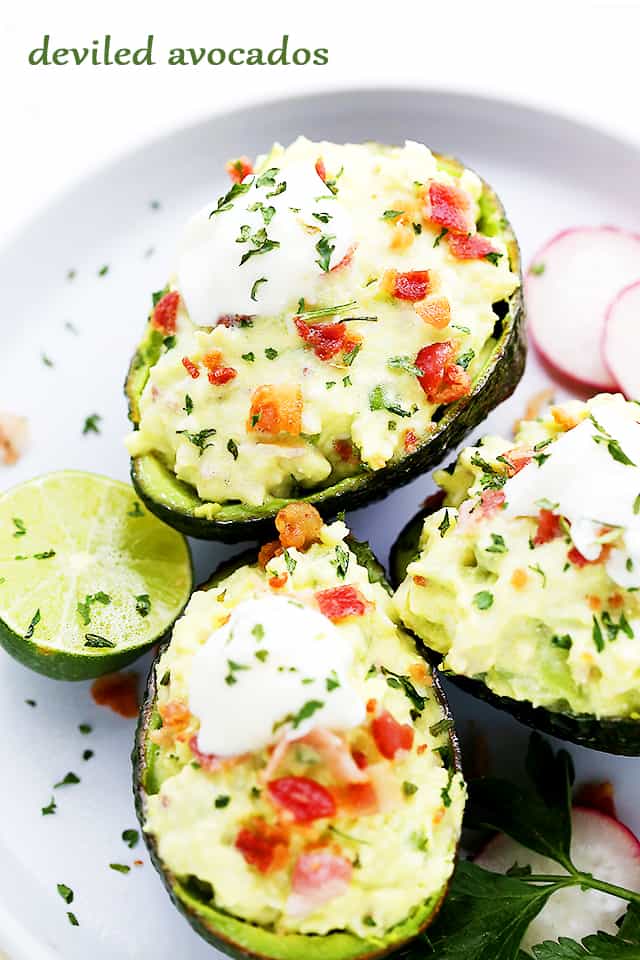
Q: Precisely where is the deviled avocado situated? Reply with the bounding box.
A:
[392,393,640,755]
[134,505,465,958]
[126,137,524,541]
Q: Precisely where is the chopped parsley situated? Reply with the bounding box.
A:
[176,427,216,455]
[255,649,268,662]
[433,227,448,247]
[12,517,26,537]
[109,863,131,874]
[42,353,54,367]
[82,413,102,435]
[530,262,546,275]
[403,781,419,797]
[438,510,451,537]
[470,452,507,490]
[590,414,636,466]
[551,633,573,650]
[381,667,426,713]
[57,884,74,904]
[382,209,405,221]
[528,563,547,587]
[239,228,280,266]
[484,252,503,266]
[252,623,265,642]
[473,590,494,611]
[98,265,109,277]
[312,211,333,224]
[430,717,455,737]
[78,723,92,735]
[315,233,335,272]
[42,797,57,815]
[227,438,239,460]
[634,493,640,515]
[250,277,268,301]
[242,351,255,362]
[456,349,475,371]
[215,795,231,809]
[183,394,193,415]
[332,544,350,579]
[67,912,79,927]
[209,179,253,217]
[122,829,139,849]
[225,659,249,686]
[387,355,423,377]
[296,301,357,322]
[592,615,605,652]
[83,749,94,761]
[326,670,340,692]
[264,347,278,360]
[54,772,80,788]
[283,549,297,574]
[291,699,324,729]
[343,343,361,367]
[84,634,116,648]
[369,385,412,418]
[486,533,507,553]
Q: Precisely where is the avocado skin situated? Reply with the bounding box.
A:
[133,539,463,960]
[390,509,640,757]
[125,157,526,544]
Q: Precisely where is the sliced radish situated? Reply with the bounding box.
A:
[526,227,640,391]
[475,807,640,952]
[603,280,640,399]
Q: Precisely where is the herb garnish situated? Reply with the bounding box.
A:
[251,277,268,301]
[215,795,231,809]
[83,413,102,435]
[78,723,92,735]
[590,414,636,466]
[183,394,193,415]
[239,228,281,266]
[128,501,144,518]
[381,666,426,713]
[291,699,324,729]
[473,590,494,610]
[332,544,350,579]
[530,263,546,275]
[529,563,547,587]
[382,209,405,221]
[551,634,573,650]
[109,863,131,874]
[209,179,253,217]
[369,385,412,418]
[486,533,507,553]
[54,772,80,788]
[122,829,139,848]
[315,233,336,272]
[484,251,503,266]
[326,670,340,692]
[283,549,297,574]
[176,427,216,455]
[12,517,26,537]
[227,438,239,460]
[439,510,451,537]
[42,797,57,815]
[387,356,423,377]
[434,227,448,247]
[296,301,357,322]
[67,912,79,927]
[264,347,278,360]
[57,883,74,904]
[225,659,249,686]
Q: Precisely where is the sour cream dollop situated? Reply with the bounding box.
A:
[178,161,355,326]
[188,595,365,757]
[503,399,640,588]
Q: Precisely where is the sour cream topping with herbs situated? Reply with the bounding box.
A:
[503,401,640,588]
[188,595,365,756]
[178,161,355,326]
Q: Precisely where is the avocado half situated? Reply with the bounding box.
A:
[390,506,640,757]
[133,539,463,960]
[125,154,526,543]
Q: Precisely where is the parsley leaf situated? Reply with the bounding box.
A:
[82,413,102,435]
[315,234,336,272]
[122,829,139,848]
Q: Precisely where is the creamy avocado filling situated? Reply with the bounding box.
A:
[126,137,518,507]
[394,393,640,719]
[144,520,464,938]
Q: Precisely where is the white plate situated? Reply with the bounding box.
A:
[2,89,640,959]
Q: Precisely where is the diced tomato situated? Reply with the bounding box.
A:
[404,429,419,452]
[290,851,352,912]
[202,351,237,386]
[316,585,367,621]
[334,438,356,462]
[567,545,608,567]
[366,698,377,715]
[225,156,253,183]
[268,776,336,823]
[501,447,533,476]
[269,572,288,589]
[182,357,200,379]
[385,269,431,302]
[338,780,378,815]
[315,157,327,182]
[447,233,498,261]
[294,317,360,361]
[188,735,221,772]
[235,819,289,873]
[415,341,471,404]
[534,509,563,546]
[152,291,180,334]
[371,710,414,760]
[351,749,368,770]
[329,244,356,273]
[415,296,451,329]
[248,385,303,436]
[427,181,474,235]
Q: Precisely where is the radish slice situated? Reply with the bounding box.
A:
[603,280,640,399]
[475,807,640,953]
[526,227,640,391]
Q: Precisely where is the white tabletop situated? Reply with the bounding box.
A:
[3,0,640,248]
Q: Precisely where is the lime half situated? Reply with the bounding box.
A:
[0,471,192,680]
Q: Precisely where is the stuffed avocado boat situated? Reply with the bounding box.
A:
[134,504,465,959]
[392,392,640,756]
[126,137,524,542]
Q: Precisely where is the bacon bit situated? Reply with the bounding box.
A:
[609,593,624,609]
[427,181,474,235]
[415,296,451,329]
[258,540,282,569]
[587,595,602,612]
[334,438,357,462]
[534,509,563,546]
[301,729,369,784]
[447,233,498,261]
[351,749,368,770]
[0,413,29,466]
[248,385,303,436]
[294,316,360,361]
[383,269,431,302]
[217,313,255,328]
[316,585,367,621]
[315,157,327,182]
[366,698,377,714]
[91,672,139,719]
[329,244,357,273]
[236,819,289,874]
[269,572,288,590]
[188,735,223,772]
[413,575,428,587]
[417,743,428,755]
[337,780,378,816]
[152,291,180,334]
[268,776,336,823]
[133,860,144,866]
[575,781,616,818]
[551,406,583,432]
[371,710,414,760]
[404,429,419,453]
[225,156,253,183]
[511,568,528,590]
[152,700,192,745]
[409,662,429,684]
[501,447,534,476]
[514,387,555,432]
[275,503,323,551]
[568,545,609,568]
[288,850,353,916]
[202,350,237,386]
[182,357,200,379]
[415,342,471,404]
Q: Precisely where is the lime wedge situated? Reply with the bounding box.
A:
[0,471,192,680]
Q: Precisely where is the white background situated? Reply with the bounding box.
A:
[3,0,640,247]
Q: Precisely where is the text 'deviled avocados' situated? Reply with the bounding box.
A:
[27,35,328,67]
